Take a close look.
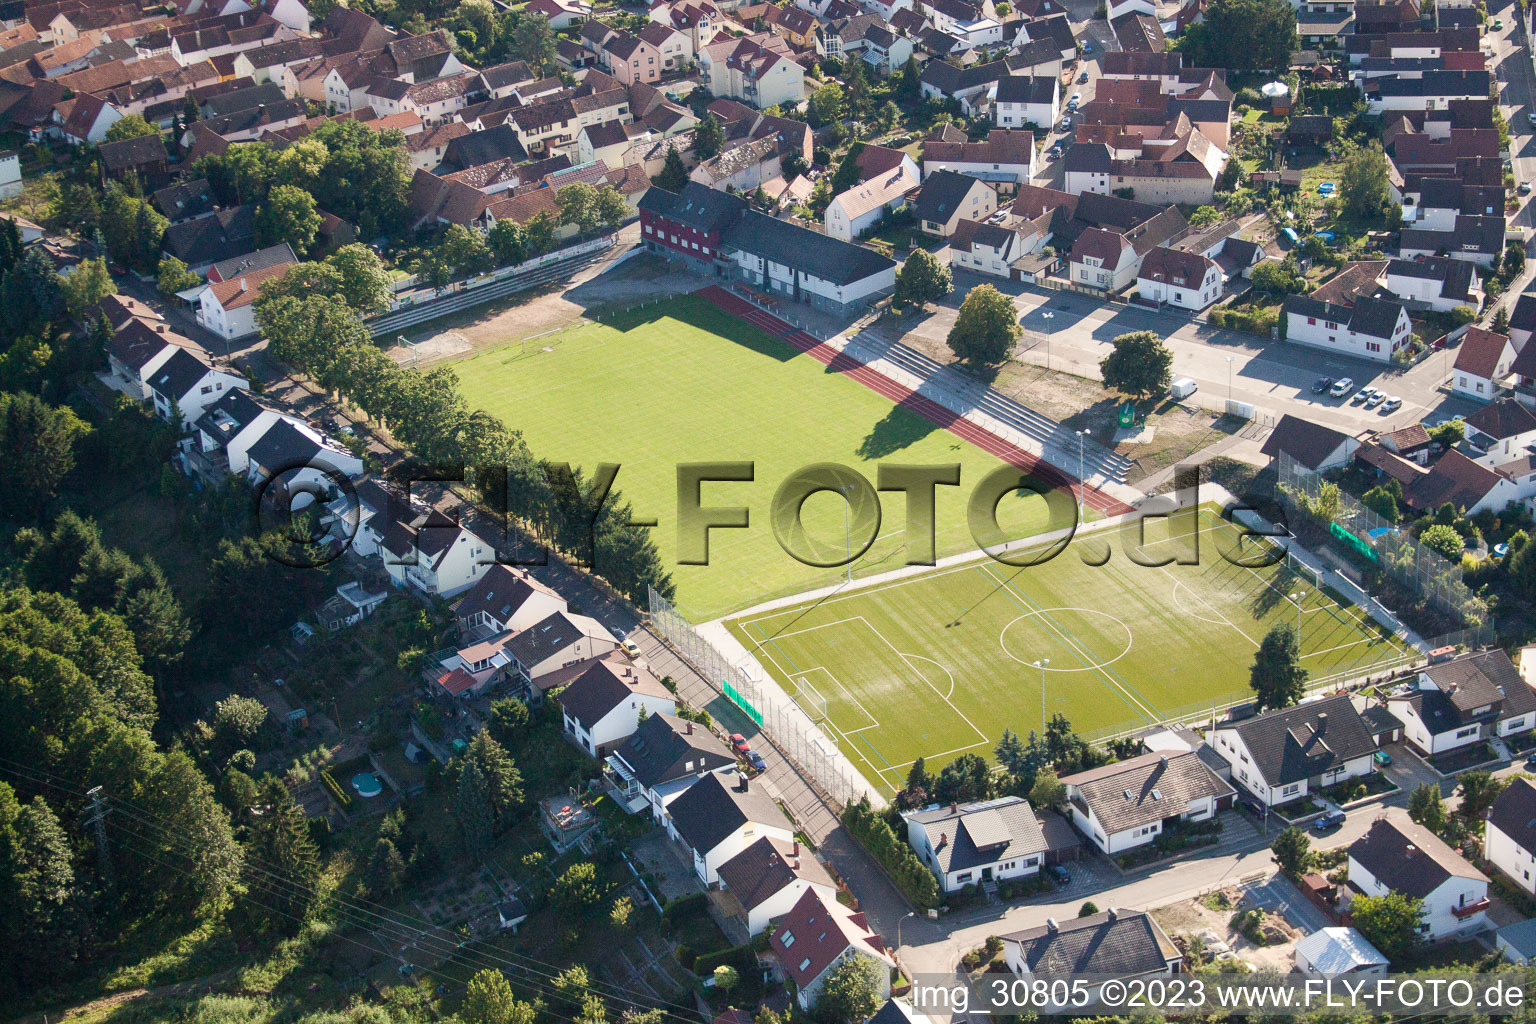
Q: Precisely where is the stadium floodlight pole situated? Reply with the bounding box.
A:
[1075,429,1085,520]
[1226,355,1235,405]
[1033,658,1050,732]
[840,481,856,583]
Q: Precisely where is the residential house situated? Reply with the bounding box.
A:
[824,163,918,241]
[1281,294,1413,363]
[206,243,298,285]
[1463,398,1536,467]
[717,836,838,936]
[1453,326,1515,400]
[1257,414,1361,471]
[559,655,675,759]
[1402,448,1526,515]
[912,170,996,236]
[1400,214,1506,269]
[603,711,735,817]
[379,508,494,597]
[948,218,1029,278]
[1386,649,1536,756]
[1207,694,1379,807]
[638,21,691,72]
[1068,205,1188,293]
[146,345,248,426]
[1136,245,1223,310]
[238,416,364,502]
[1484,777,1536,895]
[1059,749,1235,855]
[197,261,289,340]
[769,888,895,1012]
[1384,256,1482,313]
[1348,815,1491,939]
[602,31,663,86]
[665,769,794,884]
[1063,119,1228,206]
[97,132,169,189]
[163,205,257,275]
[702,34,805,109]
[108,318,198,399]
[1000,910,1182,1010]
[904,796,1050,892]
[453,563,567,639]
[922,128,1037,190]
[993,75,1060,133]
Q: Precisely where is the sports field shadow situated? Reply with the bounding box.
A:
[1249,562,1300,620]
[857,402,942,458]
[601,294,800,363]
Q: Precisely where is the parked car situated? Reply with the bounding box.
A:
[1048,864,1070,884]
[1521,182,1533,195]
[1528,111,1536,128]
[1373,749,1392,766]
[1365,391,1385,408]
[620,638,642,659]
[1351,386,1374,404]
[1311,375,1334,393]
[1068,92,1081,107]
[747,750,767,772]
[728,733,751,755]
[1495,18,1504,29]
[1381,395,1403,412]
[1330,377,1354,397]
[1079,70,1090,82]
[1312,810,1346,833]
[1525,753,1536,772]
[1059,115,1073,130]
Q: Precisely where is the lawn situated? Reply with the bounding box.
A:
[451,294,1054,620]
[725,506,1415,794]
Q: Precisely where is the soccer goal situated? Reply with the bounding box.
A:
[789,673,830,725]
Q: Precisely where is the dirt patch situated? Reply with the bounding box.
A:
[1152,889,1303,973]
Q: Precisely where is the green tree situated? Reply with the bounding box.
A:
[1457,770,1509,821]
[60,257,115,320]
[1029,766,1065,809]
[1419,523,1466,561]
[713,964,740,993]
[440,223,492,276]
[1337,142,1391,221]
[463,968,537,1024]
[487,697,530,747]
[551,860,607,916]
[813,954,885,1024]
[105,114,161,142]
[257,183,321,252]
[894,247,952,307]
[213,695,268,748]
[1494,305,1512,334]
[326,243,393,313]
[1361,485,1400,524]
[1099,330,1173,400]
[1187,205,1221,228]
[1271,826,1314,877]
[934,752,994,803]
[454,732,523,858]
[1079,901,1100,916]
[809,82,845,127]
[4,793,80,987]
[946,283,1019,364]
[1249,621,1307,711]
[652,144,690,192]
[366,835,407,897]
[1351,891,1423,962]
[1179,0,1297,70]
[156,256,200,297]
[489,220,528,266]
[0,391,89,522]
[695,113,724,159]
[610,894,634,928]
[245,774,321,926]
[1428,419,1465,449]
[1408,782,1448,833]
[557,180,600,234]
[511,13,558,76]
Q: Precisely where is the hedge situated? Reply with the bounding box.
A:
[694,943,755,976]
[662,892,708,922]
[842,797,940,910]
[319,767,352,809]
[1207,306,1277,338]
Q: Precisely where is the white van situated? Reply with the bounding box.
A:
[1170,377,1198,399]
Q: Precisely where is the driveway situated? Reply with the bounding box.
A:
[1241,874,1332,934]
[630,830,702,904]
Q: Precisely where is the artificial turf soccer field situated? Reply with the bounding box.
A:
[451,294,1056,620]
[725,507,1415,794]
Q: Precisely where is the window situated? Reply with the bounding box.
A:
[781,931,796,947]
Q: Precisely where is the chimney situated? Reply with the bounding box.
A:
[685,721,692,734]
[739,773,749,792]
[1317,712,1328,730]
[1045,918,1059,933]
[239,276,248,292]
[1106,908,1118,921]
[792,840,800,856]
[950,802,958,815]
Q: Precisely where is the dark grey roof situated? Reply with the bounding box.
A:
[1003,909,1180,975]
[1061,750,1234,835]
[638,181,746,234]
[148,345,215,402]
[1226,694,1377,787]
[162,205,256,265]
[1258,412,1354,469]
[98,133,166,171]
[505,610,589,667]
[444,123,528,169]
[1358,704,1401,736]
[203,81,286,116]
[193,387,268,446]
[912,169,986,225]
[480,60,533,91]
[666,771,787,855]
[995,74,1057,104]
[245,418,326,474]
[1488,778,1536,851]
[453,563,559,627]
[208,242,296,281]
[152,177,217,221]
[1465,396,1536,440]
[611,711,733,789]
[1348,816,1486,898]
[716,835,835,911]
[557,659,668,731]
[723,210,895,287]
[1398,649,1536,734]
[1372,70,1490,97]
[906,797,1047,873]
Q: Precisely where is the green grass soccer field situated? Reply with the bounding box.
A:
[725,507,1415,794]
[451,295,1062,620]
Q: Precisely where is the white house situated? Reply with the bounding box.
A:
[146,346,248,426]
[235,415,364,501]
[604,712,734,818]
[1208,695,1378,807]
[904,797,1049,892]
[1384,256,1482,314]
[948,219,1026,278]
[993,75,1059,130]
[1385,650,1536,757]
[558,656,675,757]
[824,165,918,241]
[1463,399,1536,469]
[1349,815,1490,940]
[1258,414,1360,472]
[1001,909,1181,1011]
[717,836,838,936]
[0,150,20,199]
[1294,928,1390,977]
[1059,750,1234,855]
[1485,778,1536,896]
[664,769,793,885]
[378,508,494,597]
[769,888,895,1012]
[197,262,290,341]
[1281,294,1413,363]
[452,563,568,638]
[1452,326,1515,401]
[1136,246,1223,310]
[921,129,1036,191]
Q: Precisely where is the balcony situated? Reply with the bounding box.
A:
[1451,897,1490,919]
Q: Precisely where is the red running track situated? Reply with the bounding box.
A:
[694,285,1133,517]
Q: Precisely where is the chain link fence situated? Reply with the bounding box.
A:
[1276,450,1491,629]
[648,586,885,809]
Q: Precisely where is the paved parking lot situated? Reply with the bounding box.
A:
[1241,875,1332,934]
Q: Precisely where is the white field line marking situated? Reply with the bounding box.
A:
[1160,564,1261,649]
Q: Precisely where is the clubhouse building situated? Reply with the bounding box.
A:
[637,182,897,315]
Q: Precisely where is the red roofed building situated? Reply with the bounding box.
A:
[1453,326,1515,401]
[769,888,894,1011]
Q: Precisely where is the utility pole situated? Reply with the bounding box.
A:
[84,786,113,891]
